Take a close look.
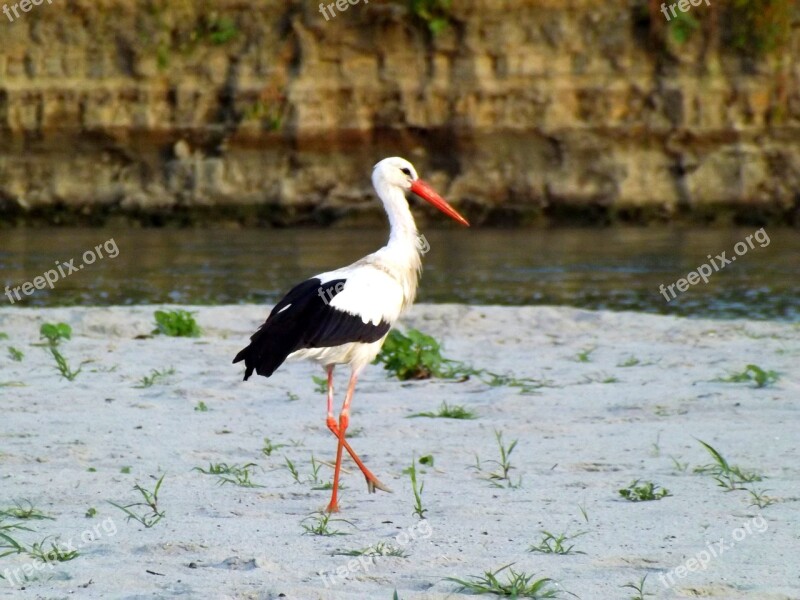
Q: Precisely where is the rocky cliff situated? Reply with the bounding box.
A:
[1,0,799,226]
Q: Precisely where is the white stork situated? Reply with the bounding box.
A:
[233,156,469,512]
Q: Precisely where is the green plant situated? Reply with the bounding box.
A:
[135,367,175,388]
[375,328,447,380]
[0,332,7,339]
[695,440,762,490]
[195,463,263,488]
[8,347,23,362]
[403,457,427,518]
[39,322,71,346]
[301,512,353,536]
[670,456,689,472]
[85,507,97,518]
[152,309,201,337]
[0,520,29,559]
[333,541,408,558]
[528,530,586,555]
[487,430,521,488]
[312,375,327,394]
[618,480,671,502]
[575,347,595,362]
[407,0,453,36]
[446,564,560,598]
[262,437,287,457]
[419,454,434,467]
[668,10,700,44]
[617,356,640,367]
[408,401,478,419]
[747,487,776,509]
[621,574,652,600]
[26,537,79,562]
[194,401,209,412]
[0,500,52,521]
[717,364,779,388]
[49,346,84,381]
[108,474,166,528]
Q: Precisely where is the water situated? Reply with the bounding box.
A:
[1,227,798,321]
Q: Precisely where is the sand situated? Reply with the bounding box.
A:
[0,304,798,600]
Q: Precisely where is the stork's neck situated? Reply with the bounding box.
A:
[374,178,420,252]
[373,177,422,309]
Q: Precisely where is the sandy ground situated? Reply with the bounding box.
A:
[0,304,798,600]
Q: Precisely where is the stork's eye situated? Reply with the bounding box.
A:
[400,167,412,176]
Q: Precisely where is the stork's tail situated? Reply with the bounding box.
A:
[232,323,292,381]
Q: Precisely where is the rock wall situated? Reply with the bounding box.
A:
[1,0,799,226]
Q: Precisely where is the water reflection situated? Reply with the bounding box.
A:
[1,227,797,321]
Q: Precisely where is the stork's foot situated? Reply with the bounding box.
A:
[366,476,392,494]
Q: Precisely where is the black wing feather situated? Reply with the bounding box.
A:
[233,278,390,380]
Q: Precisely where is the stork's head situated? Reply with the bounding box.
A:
[372,157,470,226]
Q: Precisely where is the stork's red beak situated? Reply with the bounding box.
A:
[410,179,470,227]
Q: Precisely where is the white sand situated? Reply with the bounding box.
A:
[0,305,798,599]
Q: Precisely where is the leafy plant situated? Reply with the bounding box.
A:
[301,511,353,536]
[135,367,175,388]
[152,309,201,337]
[528,530,586,555]
[446,564,560,598]
[407,0,453,36]
[622,574,652,600]
[375,328,447,380]
[403,457,427,519]
[39,322,71,346]
[262,437,287,457]
[108,475,166,528]
[0,500,53,521]
[574,347,595,362]
[8,347,23,362]
[617,356,640,367]
[695,440,762,490]
[408,401,477,419]
[49,346,84,381]
[487,429,521,488]
[27,537,79,562]
[618,480,671,502]
[717,364,779,388]
[333,541,408,557]
[0,519,30,559]
[194,463,263,488]
[312,375,327,394]
[194,401,209,412]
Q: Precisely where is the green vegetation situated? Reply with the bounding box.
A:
[406,0,453,35]
[528,530,586,555]
[403,458,427,519]
[27,537,79,562]
[618,480,671,502]
[135,367,175,388]
[375,328,549,394]
[408,401,477,420]
[333,542,408,558]
[0,501,52,521]
[49,346,84,381]
[622,574,652,600]
[39,322,71,345]
[574,347,595,363]
[717,364,779,388]
[695,440,762,490]
[8,347,24,362]
[262,437,287,457]
[447,564,560,598]
[108,475,166,528]
[301,512,353,536]
[152,309,201,337]
[194,401,209,412]
[487,429,521,489]
[194,463,263,488]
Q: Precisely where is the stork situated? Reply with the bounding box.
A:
[233,157,469,512]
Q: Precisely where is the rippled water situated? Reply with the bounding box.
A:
[1,227,798,321]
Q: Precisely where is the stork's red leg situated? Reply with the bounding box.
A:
[323,367,390,502]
